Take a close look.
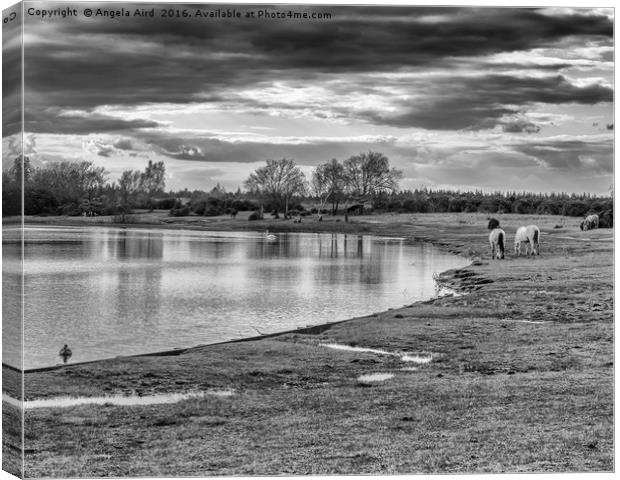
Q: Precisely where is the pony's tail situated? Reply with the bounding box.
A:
[533,229,539,245]
[498,231,505,257]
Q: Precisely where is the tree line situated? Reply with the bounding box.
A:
[2,156,166,217]
[1,153,613,226]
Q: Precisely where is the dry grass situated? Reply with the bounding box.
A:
[2,212,613,476]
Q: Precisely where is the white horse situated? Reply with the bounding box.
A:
[489,228,506,259]
[580,214,599,231]
[514,225,540,256]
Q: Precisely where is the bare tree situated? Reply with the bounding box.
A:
[311,158,346,215]
[118,170,141,212]
[341,151,402,220]
[245,158,307,217]
[344,151,402,198]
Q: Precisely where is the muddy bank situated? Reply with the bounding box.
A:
[2,212,613,476]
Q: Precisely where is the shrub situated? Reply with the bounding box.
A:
[169,206,191,217]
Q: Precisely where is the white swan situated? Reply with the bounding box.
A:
[265,230,277,241]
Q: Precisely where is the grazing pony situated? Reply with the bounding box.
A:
[489,228,506,259]
[487,218,500,230]
[514,225,540,256]
[580,214,599,231]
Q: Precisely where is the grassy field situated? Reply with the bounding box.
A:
[2,212,614,476]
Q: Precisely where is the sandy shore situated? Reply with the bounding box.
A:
[2,212,613,476]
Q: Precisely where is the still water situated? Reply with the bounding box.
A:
[3,226,468,369]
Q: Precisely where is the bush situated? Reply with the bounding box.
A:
[248,211,262,221]
[169,206,191,217]
[598,209,613,228]
[155,197,177,209]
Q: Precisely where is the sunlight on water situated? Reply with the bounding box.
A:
[2,390,234,409]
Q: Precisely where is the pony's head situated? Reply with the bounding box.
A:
[488,218,500,230]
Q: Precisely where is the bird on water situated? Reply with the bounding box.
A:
[59,344,72,363]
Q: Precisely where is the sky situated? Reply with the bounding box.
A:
[1,1,614,195]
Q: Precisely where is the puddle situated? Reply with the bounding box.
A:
[502,319,549,325]
[2,390,233,409]
[357,373,394,383]
[401,354,433,364]
[320,343,433,364]
[321,343,396,357]
[400,367,419,372]
[2,394,22,409]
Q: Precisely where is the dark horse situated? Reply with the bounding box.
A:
[488,218,500,230]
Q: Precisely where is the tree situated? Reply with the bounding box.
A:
[31,161,107,206]
[118,170,142,212]
[244,158,307,217]
[8,155,32,184]
[312,158,346,215]
[343,151,403,198]
[139,160,166,210]
[342,151,402,220]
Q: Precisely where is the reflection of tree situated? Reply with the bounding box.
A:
[115,266,162,326]
[115,230,164,259]
[247,234,305,260]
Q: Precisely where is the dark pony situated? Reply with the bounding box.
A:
[488,218,500,230]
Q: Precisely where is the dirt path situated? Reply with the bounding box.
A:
[2,212,613,476]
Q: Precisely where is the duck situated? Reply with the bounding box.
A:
[59,344,72,363]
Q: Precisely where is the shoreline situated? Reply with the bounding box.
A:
[6,273,468,375]
[3,212,613,476]
[4,213,475,374]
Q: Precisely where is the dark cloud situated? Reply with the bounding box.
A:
[510,137,613,173]
[501,119,541,134]
[113,138,135,150]
[3,8,23,137]
[361,75,612,130]
[133,130,395,166]
[24,109,160,134]
[15,5,612,135]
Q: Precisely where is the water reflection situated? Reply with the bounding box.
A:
[113,229,164,260]
[2,228,23,369]
[16,227,468,369]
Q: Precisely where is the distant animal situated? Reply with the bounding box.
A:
[514,225,540,256]
[293,216,302,223]
[264,230,277,241]
[489,228,506,259]
[59,344,72,363]
[487,218,500,230]
[580,214,599,231]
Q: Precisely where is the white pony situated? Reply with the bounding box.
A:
[580,214,599,231]
[489,228,506,259]
[514,225,540,256]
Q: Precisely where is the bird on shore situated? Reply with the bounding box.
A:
[59,344,72,363]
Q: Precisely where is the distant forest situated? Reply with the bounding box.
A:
[2,155,613,227]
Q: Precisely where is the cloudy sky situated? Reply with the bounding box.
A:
[2,2,614,194]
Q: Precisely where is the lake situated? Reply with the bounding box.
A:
[2,226,469,369]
